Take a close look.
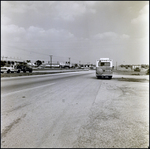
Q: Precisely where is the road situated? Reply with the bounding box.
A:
[1,70,149,148]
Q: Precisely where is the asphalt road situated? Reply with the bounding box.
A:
[1,70,149,148]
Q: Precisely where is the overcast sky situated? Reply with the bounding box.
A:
[1,1,149,65]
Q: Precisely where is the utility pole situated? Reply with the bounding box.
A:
[49,55,52,68]
[69,57,70,64]
[69,57,70,68]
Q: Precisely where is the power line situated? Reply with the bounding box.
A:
[1,44,95,64]
[1,44,48,56]
[1,44,76,60]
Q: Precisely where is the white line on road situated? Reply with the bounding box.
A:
[1,83,56,97]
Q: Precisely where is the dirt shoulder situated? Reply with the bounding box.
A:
[113,68,148,75]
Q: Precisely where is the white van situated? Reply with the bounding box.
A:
[96,58,113,79]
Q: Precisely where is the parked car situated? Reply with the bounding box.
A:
[134,67,141,72]
[1,67,8,73]
[16,64,33,73]
[1,66,20,73]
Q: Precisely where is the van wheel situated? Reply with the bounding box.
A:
[109,76,112,79]
[7,70,10,73]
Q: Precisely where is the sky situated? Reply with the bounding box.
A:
[1,1,149,65]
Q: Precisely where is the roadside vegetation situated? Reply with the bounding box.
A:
[146,68,149,75]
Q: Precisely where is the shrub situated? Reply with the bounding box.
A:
[146,68,149,75]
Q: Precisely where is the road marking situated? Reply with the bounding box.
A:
[1,83,55,97]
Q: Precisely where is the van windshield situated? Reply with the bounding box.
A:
[98,62,110,66]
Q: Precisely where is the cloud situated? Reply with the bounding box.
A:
[131,4,149,24]
[46,28,75,41]
[55,2,86,21]
[2,24,75,43]
[120,34,130,39]
[130,4,149,39]
[54,2,96,21]
[2,24,26,34]
[1,15,11,25]
[93,32,130,40]
[27,26,44,33]
[1,1,27,14]
[84,1,97,6]
[1,24,26,43]
[1,1,148,64]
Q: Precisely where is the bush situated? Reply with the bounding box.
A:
[146,68,149,75]
[0,61,6,67]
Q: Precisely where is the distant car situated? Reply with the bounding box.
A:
[1,66,20,73]
[37,66,43,69]
[134,67,140,72]
[16,64,33,73]
[1,67,8,73]
[37,64,46,69]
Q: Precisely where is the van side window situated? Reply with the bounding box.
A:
[101,62,105,66]
[104,62,110,66]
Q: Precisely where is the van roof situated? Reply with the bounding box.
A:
[100,58,109,60]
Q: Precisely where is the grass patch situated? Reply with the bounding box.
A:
[118,78,148,82]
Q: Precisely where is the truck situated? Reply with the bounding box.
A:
[16,64,33,73]
[96,58,113,79]
[59,62,72,69]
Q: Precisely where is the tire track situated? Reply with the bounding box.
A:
[1,114,26,138]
